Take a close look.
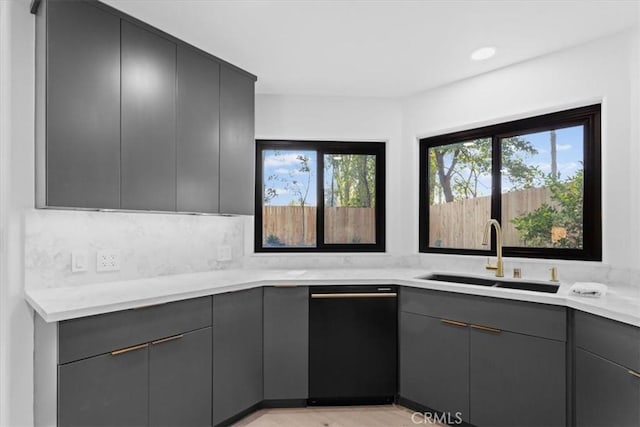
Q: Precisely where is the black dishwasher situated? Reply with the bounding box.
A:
[308,285,397,405]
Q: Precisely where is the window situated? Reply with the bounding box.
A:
[256,140,385,252]
[419,104,601,260]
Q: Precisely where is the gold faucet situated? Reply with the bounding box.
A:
[482,219,504,277]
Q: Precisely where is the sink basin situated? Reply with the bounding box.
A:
[494,280,559,293]
[418,273,559,294]
[420,273,499,287]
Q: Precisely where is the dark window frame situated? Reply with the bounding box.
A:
[255,140,386,253]
[419,104,601,261]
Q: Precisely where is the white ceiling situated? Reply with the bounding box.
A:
[103,0,639,98]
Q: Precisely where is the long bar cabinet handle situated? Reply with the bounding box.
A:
[440,319,468,328]
[111,343,149,356]
[470,324,502,334]
[151,334,184,345]
[310,293,397,299]
[629,370,640,379]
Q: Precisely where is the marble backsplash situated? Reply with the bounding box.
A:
[24,209,244,290]
[25,208,639,291]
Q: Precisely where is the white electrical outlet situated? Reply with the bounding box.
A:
[217,245,232,261]
[97,250,121,272]
[71,251,88,273]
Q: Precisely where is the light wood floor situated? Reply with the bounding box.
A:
[233,405,446,427]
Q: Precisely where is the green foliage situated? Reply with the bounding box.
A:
[325,154,375,208]
[511,170,584,248]
[430,137,542,203]
[263,152,313,208]
[263,152,313,245]
[265,234,284,246]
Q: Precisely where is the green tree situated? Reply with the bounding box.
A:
[510,170,584,248]
[264,152,313,246]
[325,154,375,208]
[430,137,542,203]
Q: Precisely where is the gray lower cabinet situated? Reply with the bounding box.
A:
[213,288,263,425]
[149,328,213,427]
[398,287,566,427]
[575,348,640,427]
[176,47,220,213]
[574,310,640,426]
[399,312,469,421]
[59,328,213,427]
[59,344,149,427]
[56,297,213,427]
[41,0,121,209]
[263,286,309,401]
[469,327,566,427]
[121,21,177,211]
[219,66,255,215]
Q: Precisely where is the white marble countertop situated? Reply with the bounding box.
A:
[25,268,640,327]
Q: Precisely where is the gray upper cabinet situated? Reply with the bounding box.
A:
[263,286,309,401]
[42,0,121,209]
[177,47,221,213]
[219,66,256,215]
[36,0,256,214]
[121,22,177,211]
[213,288,263,425]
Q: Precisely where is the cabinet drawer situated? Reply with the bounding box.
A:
[59,296,212,364]
[575,310,640,372]
[400,287,566,341]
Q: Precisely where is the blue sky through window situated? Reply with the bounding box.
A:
[501,125,584,192]
[262,150,318,206]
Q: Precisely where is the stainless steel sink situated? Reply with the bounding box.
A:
[417,273,559,294]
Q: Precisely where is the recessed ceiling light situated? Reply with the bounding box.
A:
[471,46,496,61]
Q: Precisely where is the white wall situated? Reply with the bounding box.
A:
[253,30,640,273]
[629,27,640,268]
[403,29,639,269]
[0,1,36,426]
[253,95,407,260]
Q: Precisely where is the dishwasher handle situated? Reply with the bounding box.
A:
[310,292,397,299]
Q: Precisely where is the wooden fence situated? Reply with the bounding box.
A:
[262,206,375,246]
[263,187,552,248]
[429,187,552,249]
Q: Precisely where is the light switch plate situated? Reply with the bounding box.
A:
[97,250,121,272]
[71,251,88,273]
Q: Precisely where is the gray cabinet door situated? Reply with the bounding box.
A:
[263,286,308,400]
[149,327,213,427]
[213,288,263,425]
[46,0,121,208]
[177,47,220,213]
[58,344,148,427]
[399,312,469,421]
[121,21,177,211]
[219,66,255,215]
[470,328,566,427]
[575,348,640,427]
